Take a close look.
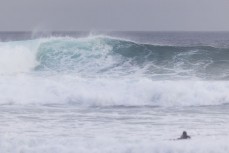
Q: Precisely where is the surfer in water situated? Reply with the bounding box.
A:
[178,131,191,140]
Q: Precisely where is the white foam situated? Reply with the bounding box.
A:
[0,135,229,153]
[0,42,39,74]
[0,74,229,106]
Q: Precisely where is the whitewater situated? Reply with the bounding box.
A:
[1,32,229,153]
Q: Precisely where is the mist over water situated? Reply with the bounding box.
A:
[1,32,229,153]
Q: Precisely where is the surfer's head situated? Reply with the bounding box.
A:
[179,131,191,139]
[182,131,187,136]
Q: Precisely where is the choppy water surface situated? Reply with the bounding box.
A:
[1,32,229,153]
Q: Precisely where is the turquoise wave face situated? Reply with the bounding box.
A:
[34,36,229,79]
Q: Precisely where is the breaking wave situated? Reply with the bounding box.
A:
[1,36,229,106]
[1,36,229,79]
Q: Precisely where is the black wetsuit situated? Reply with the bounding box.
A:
[178,134,191,140]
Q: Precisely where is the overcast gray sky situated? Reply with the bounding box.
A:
[0,0,229,31]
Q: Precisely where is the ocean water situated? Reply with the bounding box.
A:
[1,31,229,153]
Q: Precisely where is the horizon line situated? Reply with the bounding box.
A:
[1,30,229,33]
